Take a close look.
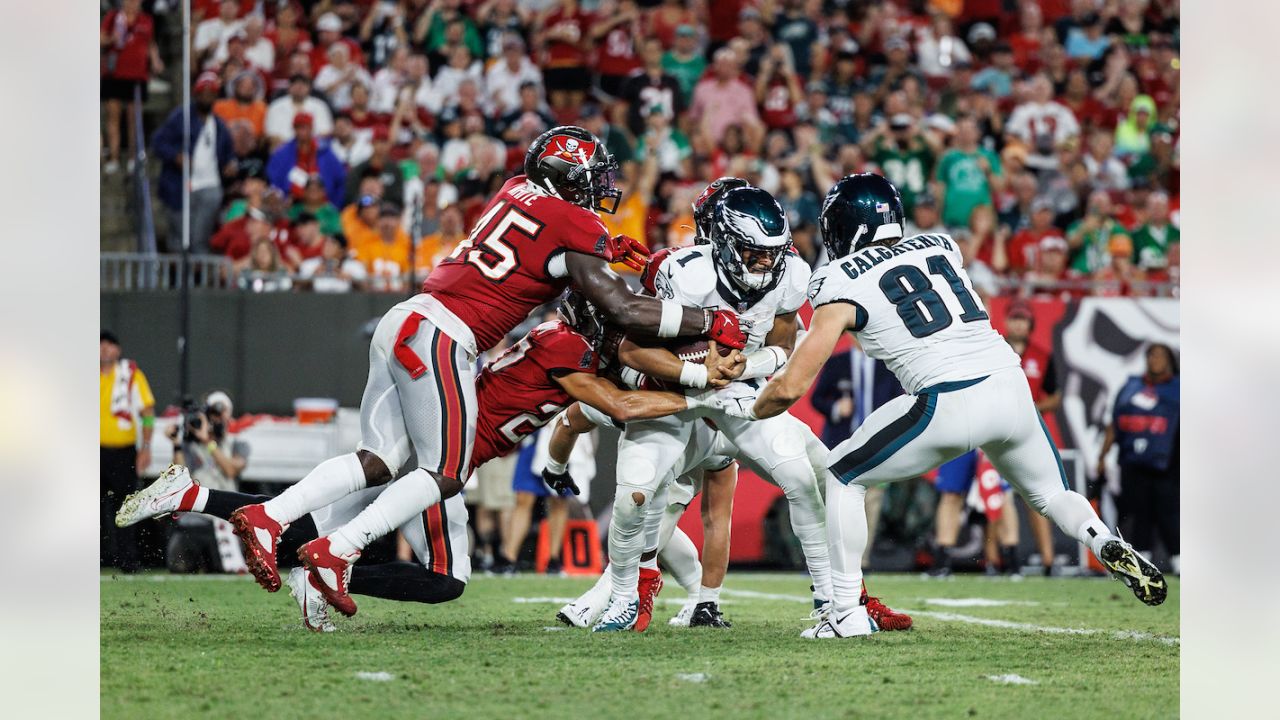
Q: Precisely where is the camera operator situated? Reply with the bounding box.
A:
[164,390,250,573]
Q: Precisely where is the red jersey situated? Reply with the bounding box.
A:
[596,22,641,77]
[542,9,593,68]
[1019,342,1053,405]
[101,10,154,80]
[422,175,614,352]
[470,321,600,470]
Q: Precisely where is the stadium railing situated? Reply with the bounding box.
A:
[101,252,234,291]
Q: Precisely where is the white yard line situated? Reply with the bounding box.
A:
[924,598,1041,608]
[717,589,1179,645]
[100,573,250,582]
[354,671,395,682]
[986,674,1038,685]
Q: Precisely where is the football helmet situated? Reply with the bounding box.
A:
[710,186,793,292]
[818,173,906,260]
[524,126,622,214]
[691,176,749,245]
[558,289,607,348]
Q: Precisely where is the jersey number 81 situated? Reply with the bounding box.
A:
[879,254,988,338]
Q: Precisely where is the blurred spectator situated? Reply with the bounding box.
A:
[1008,197,1065,273]
[100,330,155,573]
[662,25,705,105]
[635,106,689,176]
[403,143,460,232]
[100,0,163,175]
[756,43,804,132]
[194,0,245,63]
[580,103,633,165]
[466,451,517,573]
[1114,94,1158,160]
[265,74,335,145]
[592,0,643,100]
[267,112,346,206]
[287,211,325,262]
[311,11,366,72]
[1005,73,1081,172]
[865,113,937,213]
[1082,128,1130,191]
[266,4,312,90]
[429,46,485,115]
[868,36,924,104]
[770,0,820,78]
[961,204,1010,281]
[238,238,294,292]
[1065,12,1110,60]
[329,115,374,168]
[1132,192,1179,270]
[221,162,273,223]
[935,116,1004,229]
[315,43,373,112]
[414,203,467,281]
[601,148,658,249]
[213,70,267,142]
[485,35,543,118]
[497,82,556,146]
[690,47,764,150]
[152,73,237,254]
[916,12,972,80]
[212,205,285,268]
[971,41,1016,98]
[1024,235,1072,293]
[342,189,383,248]
[536,0,593,113]
[370,46,410,114]
[619,37,684,137]
[1107,0,1159,50]
[288,176,343,237]
[1098,343,1180,574]
[1008,0,1046,70]
[904,193,947,237]
[414,0,484,62]
[298,233,369,293]
[1128,128,1178,193]
[358,0,410,71]
[776,167,819,237]
[1066,189,1126,274]
[238,15,275,70]
[649,0,697,48]
[352,202,412,291]
[1091,233,1145,296]
[345,125,405,206]
[476,0,533,60]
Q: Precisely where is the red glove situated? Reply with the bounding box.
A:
[605,234,651,272]
[705,308,747,350]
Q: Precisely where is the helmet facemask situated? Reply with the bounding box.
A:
[712,193,793,292]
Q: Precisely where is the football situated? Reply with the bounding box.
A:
[663,337,736,364]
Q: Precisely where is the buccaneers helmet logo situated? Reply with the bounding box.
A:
[538,135,596,164]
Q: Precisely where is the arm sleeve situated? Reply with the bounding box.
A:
[557,207,614,261]
[778,254,812,314]
[807,266,868,331]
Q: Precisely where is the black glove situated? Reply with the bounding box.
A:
[542,467,580,496]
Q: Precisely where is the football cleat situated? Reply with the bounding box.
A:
[668,599,698,627]
[689,602,732,628]
[810,599,832,622]
[1098,537,1168,606]
[286,567,335,633]
[801,605,878,639]
[115,464,196,527]
[591,596,638,633]
[865,596,913,631]
[229,503,287,592]
[297,537,359,617]
[634,567,664,633]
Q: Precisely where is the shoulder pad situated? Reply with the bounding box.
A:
[640,247,680,296]
[663,247,715,299]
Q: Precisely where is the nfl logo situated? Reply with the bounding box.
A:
[875,202,891,214]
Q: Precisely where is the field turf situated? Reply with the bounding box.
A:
[101,571,1178,719]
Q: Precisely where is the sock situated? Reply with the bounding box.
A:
[825,472,868,617]
[329,469,441,559]
[935,546,955,571]
[180,485,210,513]
[640,554,658,571]
[658,526,702,596]
[349,561,465,604]
[699,585,721,604]
[202,489,270,520]
[777,458,832,601]
[1000,545,1019,572]
[264,453,366,525]
[1040,490,1115,557]
[607,491,648,602]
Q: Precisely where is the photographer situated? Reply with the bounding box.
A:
[164,391,250,573]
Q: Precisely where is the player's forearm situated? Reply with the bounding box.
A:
[567,253,709,337]
[140,407,155,447]
[752,370,810,419]
[547,410,588,467]
[597,389,692,424]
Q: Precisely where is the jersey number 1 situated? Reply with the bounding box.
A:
[879,255,988,338]
[449,202,542,281]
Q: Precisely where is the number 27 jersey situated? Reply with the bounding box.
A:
[807,233,1020,394]
[421,175,614,352]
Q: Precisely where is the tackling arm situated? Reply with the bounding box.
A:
[616,338,743,390]
[565,253,744,348]
[555,371,694,424]
[750,303,858,419]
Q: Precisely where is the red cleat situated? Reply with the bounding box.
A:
[861,580,912,631]
[634,567,664,633]
[297,537,359,617]
[229,504,285,592]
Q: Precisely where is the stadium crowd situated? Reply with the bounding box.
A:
[103,0,1180,297]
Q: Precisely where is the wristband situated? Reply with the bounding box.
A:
[678,361,709,389]
[206,442,218,454]
[684,395,709,411]
[545,458,568,476]
[701,308,713,333]
[141,416,155,428]
[739,346,788,380]
[172,444,183,454]
[658,300,683,338]
[619,366,644,389]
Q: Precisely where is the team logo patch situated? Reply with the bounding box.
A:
[654,271,674,300]
[579,349,596,370]
[538,135,597,165]
[807,276,825,301]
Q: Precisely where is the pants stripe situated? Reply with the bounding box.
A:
[432,330,466,480]
[429,329,452,475]
[438,499,454,577]
[831,393,938,484]
[1038,414,1070,490]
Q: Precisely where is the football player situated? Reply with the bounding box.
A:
[592,186,833,633]
[713,173,1166,639]
[119,291,737,629]
[229,126,747,617]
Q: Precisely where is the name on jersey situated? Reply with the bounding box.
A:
[837,235,954,280]
[507,183,540,208]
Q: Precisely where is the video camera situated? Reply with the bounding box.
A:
[179,395,228,444]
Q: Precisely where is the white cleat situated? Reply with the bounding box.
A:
[801,605,878,639]
[591,595,639,632]
[669,598,698,627]
[115,464,195,527]
[557,581,612,628]
[287,567,336,632]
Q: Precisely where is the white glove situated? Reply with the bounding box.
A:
[710,390,760,420]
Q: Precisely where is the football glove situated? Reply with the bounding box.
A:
[710,391,759,420]
[606,234,651,272]
[542,468,581,496]
[704,308,747,350]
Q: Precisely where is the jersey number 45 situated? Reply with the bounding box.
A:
[447,202,545,281]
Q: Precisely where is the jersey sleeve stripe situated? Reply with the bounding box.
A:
[812,299,869,331]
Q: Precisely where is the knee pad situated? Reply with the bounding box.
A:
[771,455,820,497]
[770,424,808,464]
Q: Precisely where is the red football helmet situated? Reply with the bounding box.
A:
[524,126,622,214]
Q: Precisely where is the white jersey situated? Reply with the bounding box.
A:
[807,233,1020,394]
[650,245,811,353]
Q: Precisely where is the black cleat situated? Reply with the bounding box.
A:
[1098,539,1168,606]
[689,601,732,628]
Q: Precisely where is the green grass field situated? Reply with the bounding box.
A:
[101,571,1178,719]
